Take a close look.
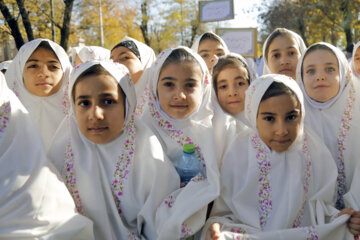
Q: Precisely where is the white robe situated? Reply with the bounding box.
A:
[296,42,360,209]
[0,72,94,239]
[135,47,220,239]
[201,74,352,240]
[5,38,72,151]
[48,60,172,239]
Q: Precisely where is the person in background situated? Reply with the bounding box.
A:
[71,45,110,66]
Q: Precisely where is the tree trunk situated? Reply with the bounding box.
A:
[140,1,150,46]
[16,0,34,41]
[60,0,74,51]
[0,0,25,49]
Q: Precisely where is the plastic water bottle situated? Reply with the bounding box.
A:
[176,144,201,186]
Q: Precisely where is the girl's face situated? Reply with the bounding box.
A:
[23,47,64,97]
[216,66,249,115]
[198,39,226,71]
[302,49,340,102]
[157,61,202,119]
[267,35,301,79]
[257,94,301,152]
[74,74,125,144]
[354,47,360,75]
[111,46,143,83]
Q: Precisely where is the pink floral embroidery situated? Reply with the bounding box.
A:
[62,80,70,115]
[304,226,319,240]
[128,231,136,240]
[230,227,247,240]
[147,90,206,174]
[11,82,19,97]
[292,136,312,228]
[189,173,205,183]
[180,223,192,239]
[335,82,354,209]
[63,139,84,214]
[163,194,175,208]
[0,102,10,133]
[111,114,136,215]
[135,87,149,117]
[251,134,272,229]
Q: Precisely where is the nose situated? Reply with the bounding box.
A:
[228,85,238,96]
[37,65,50,78]
[90,105,104,120]
[280,55,289,65]
[315,70,325,81]
[173,87,186,100]
[275,120,288,136]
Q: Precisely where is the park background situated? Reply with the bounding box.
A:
[0,0,359,61]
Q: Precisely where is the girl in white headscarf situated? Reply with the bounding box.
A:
[297,42,360,210]
[350,41,360,79]
[262,28,306,79]
[191,32,230,72]
[111,36,156,98]
[202,74,358,240]
[71,45,111,66]
[48,60,172,239]
[5,38,72,151]
[0,72,94,239]
[135,46,220,239]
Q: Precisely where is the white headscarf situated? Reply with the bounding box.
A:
[201,74,352,240]
[135,46,220,239]
[5,38,72,151]
[262,28,306,75]
[0,60,12,73]
[296,42,360,210]
[71,46,110,66]
[48,60,172,239]
[350,41,360,79]
[117,36,156,99]
[191,31,230,54]
[0,72,94,239]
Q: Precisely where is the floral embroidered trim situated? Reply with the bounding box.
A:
[0,102,10,133]
[180,223,192,239]
[63,139,84,214]
[335,82,354,209]
[148,90,206,174]
[11,82,19,97]
[230,227,247,240]
[134,87,149,117]
[292,136,312,228]
[251,134,272,229]
[163,194,175,208]
[62,80,70,115]
[189,173,205,183]
[111,114,136,215]
[128,231,136,240]
[304,226,319,240]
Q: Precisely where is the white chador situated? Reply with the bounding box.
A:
[191,31,230,55]
[0,72,94,239]
[5,38,72,151]
[296,42,360,210]
[262,28,306,75]
[350,41,360,79]
[71,45,110,65]
[48,60,173,239]
[135,47,220,239]
[201,74,353,240]
[120,36,156,99]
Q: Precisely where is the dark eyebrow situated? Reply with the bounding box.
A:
[75,95,90,101]
[271,46,297,53]
[26,59,60,64]
[287,109,300,114]
[75,93,115,101]
[117,51,128,57]
[260,112,276,115]
[199,49,210,54]
[160,76,176,81]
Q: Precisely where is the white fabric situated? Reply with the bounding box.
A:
[5,38,72,151]
[350,41,360,79]
[191,31,230,54]
[201,74,352,240]
[135,46,220,239]
[71,46,110,65]
[0,60,12,72]
[296,42,360,209]
[120,36,156,98]
[262,28,306,75]
[0,72,94,239]
[48,60,172,239]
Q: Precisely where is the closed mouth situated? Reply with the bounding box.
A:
[272,139,291,144]
[280,69,292,72]
[36,82,52,86]
[228,101,241,104]
[88,126,108,133]
[170,104,188,109]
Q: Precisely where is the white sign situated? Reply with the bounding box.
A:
[199,0,234,22]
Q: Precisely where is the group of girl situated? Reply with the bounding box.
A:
[1,28,360,240]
